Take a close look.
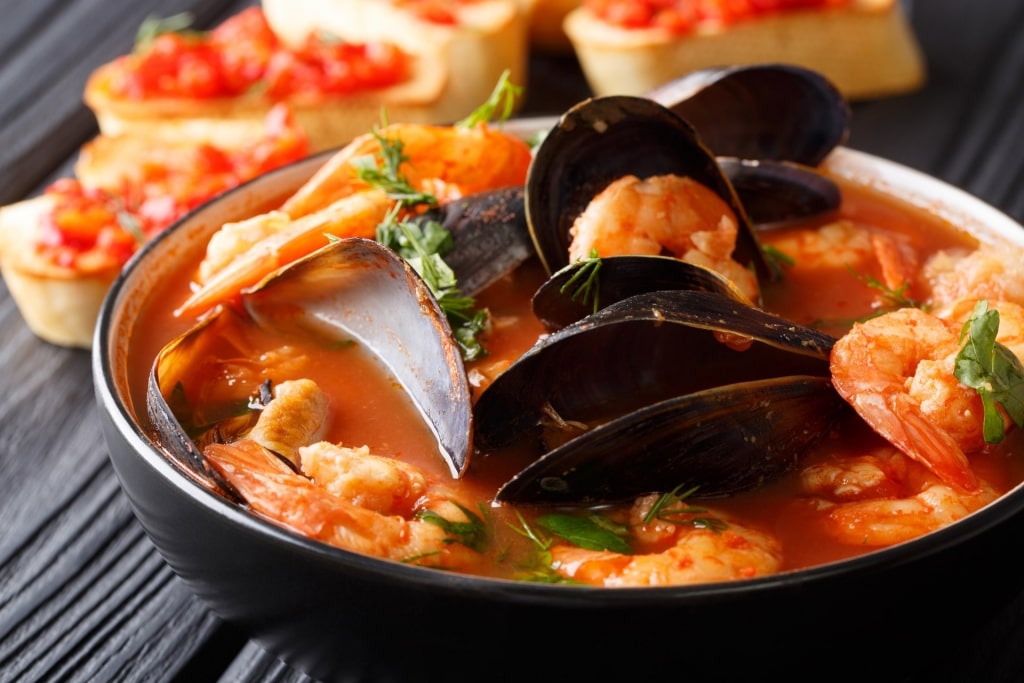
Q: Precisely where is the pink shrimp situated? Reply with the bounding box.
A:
[549,494,782,587]
[796,446,998,547]
[566,173,759,303]
[830,300,1024,492]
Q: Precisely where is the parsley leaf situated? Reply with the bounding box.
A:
[417,502,488,552]
[536,513,633,554]
[954,300,1024,443]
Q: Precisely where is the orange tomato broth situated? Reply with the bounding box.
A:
[125,175,1024,581]
[584,0,851,34]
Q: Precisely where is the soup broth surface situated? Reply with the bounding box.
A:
[130,174,1024,584]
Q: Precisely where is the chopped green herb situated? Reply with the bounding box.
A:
[560,250,603,314]
[848,266,924,311]
[506,512,581,583]
[954,300,1024,444]
[417,502,488,552]
[536,513,633,554]
[135,12,199,53]
[457,69,522,128]
[761,244,795,280]
[353,131,438,207]
[642,484,728,532]
[358,131,491,361]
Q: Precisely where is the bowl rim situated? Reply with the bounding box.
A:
[93,115,1024,600]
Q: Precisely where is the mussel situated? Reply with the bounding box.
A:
[531,255,752,332]
[645,65,849,227]
[473,289,849,503]
[645,64,851,167]
[412,185,533,296]
[147,237,474,492]
[524,95,773,282]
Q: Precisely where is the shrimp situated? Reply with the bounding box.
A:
[205,440,483,569]
[281,121,534,218]
[549,494,783,587]
[203,376,484,570]
[924,245,1024,310]
[796,447,998,546]
[177,120,532,319]
[765,219,919,304]
[566,173,760,302]
[175,189,391,317]
[829,300,1024,491]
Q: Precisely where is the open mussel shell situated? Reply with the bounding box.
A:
[474,289,836,454]
[645,64,851,167]
[531,255,753,332]
[148,237,473,483]
[525,95,771,283]
[145,314,245,500]
[495,376,850,505]
[720,157,842,227]
[412,185,533,296]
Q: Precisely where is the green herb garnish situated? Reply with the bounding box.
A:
[954,300,1024,444]
[536,512,633,554]
[642,484,728,532]
[560,249,603,314]
[457,69,522,128]
[417,502,488,552]
[761,244,795,280]
[848,266,924,311]
[356,129,491,360]
[135,12,199,53]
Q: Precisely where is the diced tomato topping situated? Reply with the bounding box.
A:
[584,0,850,33]
[36,104,310,270]
[107,7,410,100]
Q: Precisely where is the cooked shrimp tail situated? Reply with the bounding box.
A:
[175,189,390,318]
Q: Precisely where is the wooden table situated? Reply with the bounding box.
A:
[2,1,1024,681]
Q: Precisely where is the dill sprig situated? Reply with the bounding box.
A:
[642,484,728,532]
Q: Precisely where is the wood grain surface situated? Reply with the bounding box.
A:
[1,1,1023,681]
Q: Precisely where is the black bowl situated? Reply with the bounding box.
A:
[93,126,1024,682]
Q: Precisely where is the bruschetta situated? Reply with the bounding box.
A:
[0,104,310,348]
[563,0,926,100]
[86,4,527,152]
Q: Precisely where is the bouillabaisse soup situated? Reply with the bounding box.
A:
[128,135,1024,588]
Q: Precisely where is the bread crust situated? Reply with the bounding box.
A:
[564,0,926,100]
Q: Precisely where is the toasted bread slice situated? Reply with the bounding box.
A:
[564,0,925,100]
